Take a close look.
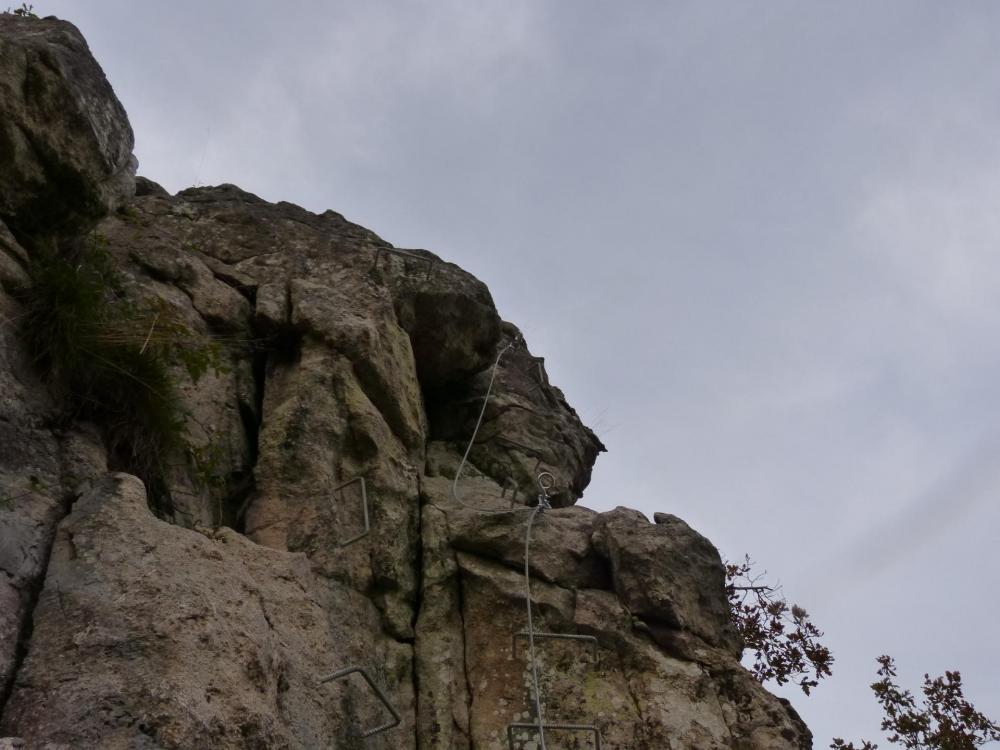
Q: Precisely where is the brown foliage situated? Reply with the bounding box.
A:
[832,655,1000,750]
[727,557,997,748]
[725,555,833,695]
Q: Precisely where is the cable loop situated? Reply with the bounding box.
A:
[536,472,555,513]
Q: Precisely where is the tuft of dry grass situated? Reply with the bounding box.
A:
[17,233,225,515]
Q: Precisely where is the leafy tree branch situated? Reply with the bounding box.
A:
[725,555,833,695]
[833,656,1000,750]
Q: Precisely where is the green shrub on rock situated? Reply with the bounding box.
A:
[3,4,38,18]
[17,232,223,515]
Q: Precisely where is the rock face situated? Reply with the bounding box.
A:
[3,474,415,749]
[0,12,812,750]
[0,201,108,714]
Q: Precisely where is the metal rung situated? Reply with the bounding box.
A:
[333,477,370,547]
[372,246,436,279]
[506,722,602,750]
[318,665,401,739]
[512,631,599,662]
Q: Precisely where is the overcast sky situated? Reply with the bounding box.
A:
[44,1,1000,744]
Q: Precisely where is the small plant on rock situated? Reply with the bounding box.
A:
[4,3,38,17]
[0,476,48,510]
[17,232,226,515]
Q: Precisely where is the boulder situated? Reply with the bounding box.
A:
[426,324,606,505]
[0,15,135,236]
[414,482,810,749]
[384,249,502,387]
[423,476,611,590]
[593,507,743,656]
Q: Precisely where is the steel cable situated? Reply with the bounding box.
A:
[524,478,553,750]
[448,336,555,748]
[450,338,534,516]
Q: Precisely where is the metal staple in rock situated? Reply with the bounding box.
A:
[317,665,401,738]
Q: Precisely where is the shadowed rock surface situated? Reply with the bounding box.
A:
[0,13,812,750]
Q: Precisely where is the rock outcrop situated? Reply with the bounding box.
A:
[0,12,812,749]
[0,14,136,236]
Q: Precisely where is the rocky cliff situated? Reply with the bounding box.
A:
[0,14,811,750]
